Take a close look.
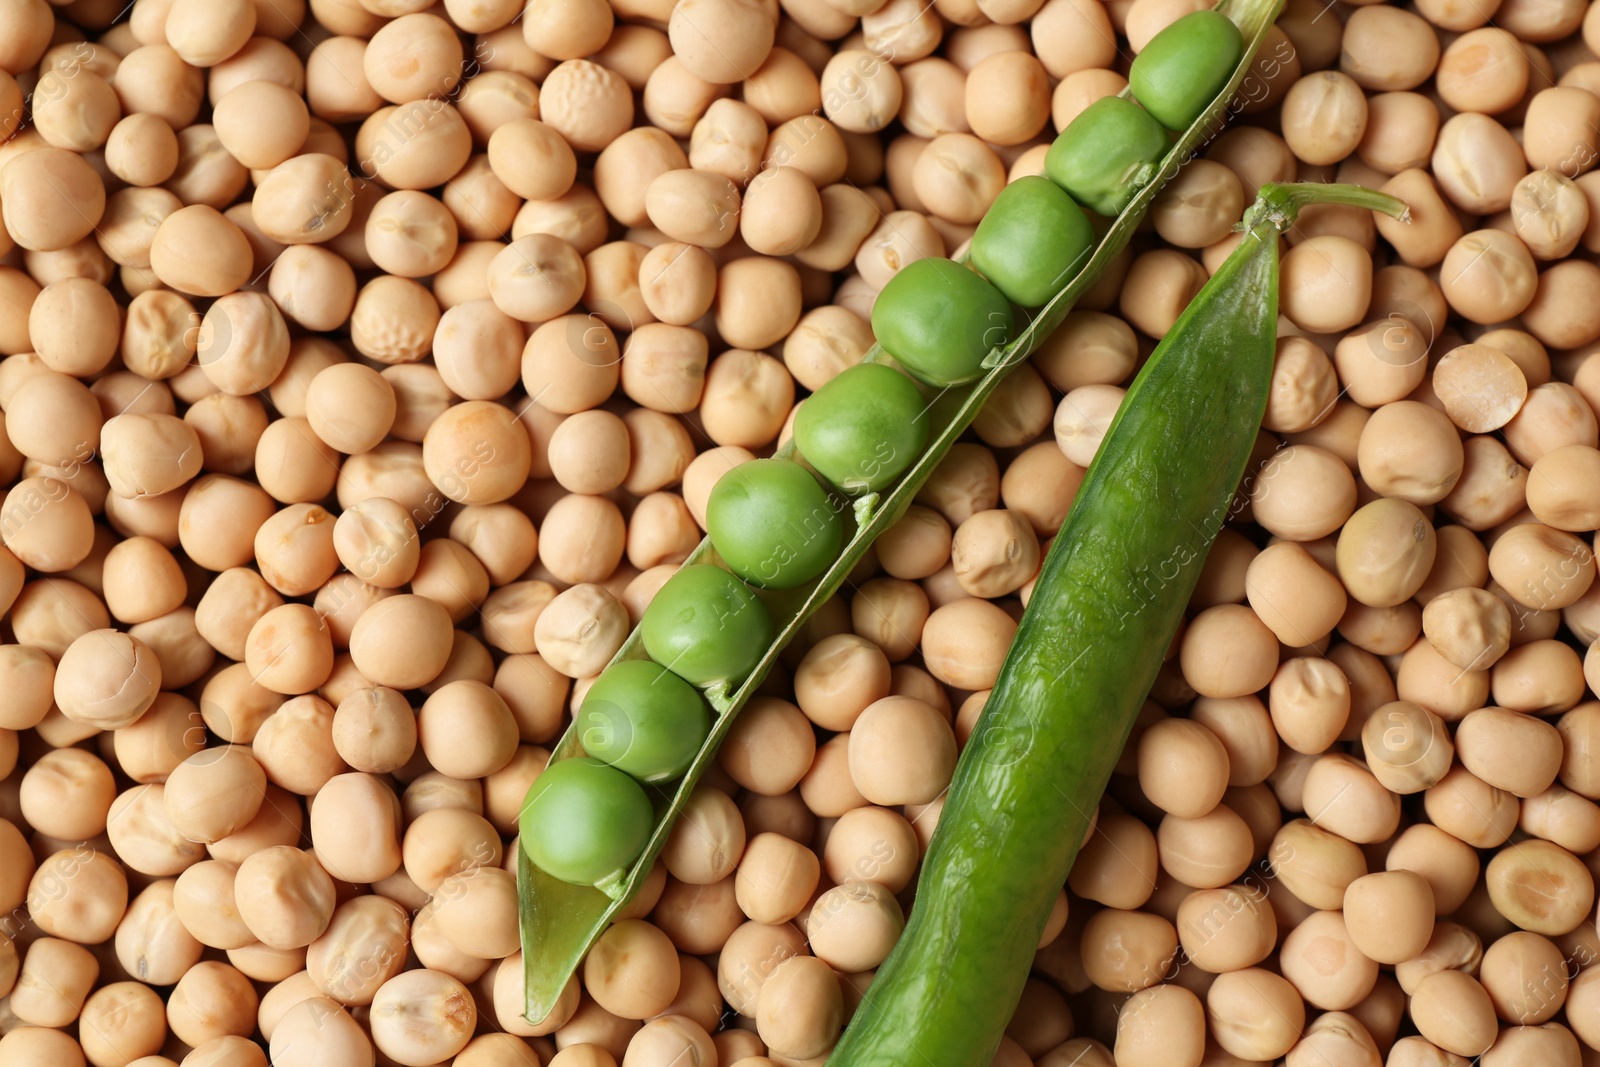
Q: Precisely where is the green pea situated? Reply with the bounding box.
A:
[707,459,844,589]
[576,660,711,782]
[1045,96,1170,218]
[520,757,654,888]
[870,258,1016,387]
[970,176,1097,308]
[793,364,931,495]
[1129,10,1245,130]
[640,564,776,687]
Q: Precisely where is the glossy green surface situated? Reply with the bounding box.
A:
[706,459,844,590]
[638,564,774,687]
[970,177,1097,308]
[1045,96,1170,218]
[793,364,931,495]
[518,758,653,889]
[870,258,1016,387]
[829,181,1409,1067]
[1130,10,1246,129]
[575,660,711,782]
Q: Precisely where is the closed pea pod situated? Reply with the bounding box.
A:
[832,180,1410,1067]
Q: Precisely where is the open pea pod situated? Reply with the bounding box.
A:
[517,0,1287,1022]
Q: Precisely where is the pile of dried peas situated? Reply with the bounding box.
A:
[6,0,1600,1063]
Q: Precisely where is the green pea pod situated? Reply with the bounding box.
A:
[516,0,1289,1025]
[826,181,1409,1067]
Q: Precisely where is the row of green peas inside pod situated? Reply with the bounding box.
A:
[518,8,1247,892]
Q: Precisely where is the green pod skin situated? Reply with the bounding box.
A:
[1045,96,1171,218]
[969,176,1097,308]
[1130,10,1246,130]
[870,258,1016,387]
[519,758,654,889]
[575,660,711,782]
[639,564,775,687]
[824,184,1404,1067]
[793,364,931,495]
[707,459,845,590]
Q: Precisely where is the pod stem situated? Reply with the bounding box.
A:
[1243,181,1411,236]
[852,492,881,527]
[593,869,629,900]
[703,681,734,717]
